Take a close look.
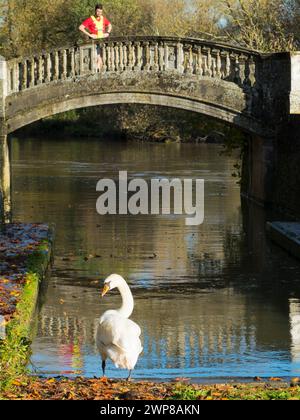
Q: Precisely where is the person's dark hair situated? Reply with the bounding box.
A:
[95,4,103,11]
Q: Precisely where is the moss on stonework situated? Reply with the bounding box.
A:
[0,240,51,391]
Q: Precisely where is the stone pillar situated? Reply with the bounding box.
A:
[0,134,11,223]
[176,42,184,74]
[290,53,300,114]
[0,55,11,224]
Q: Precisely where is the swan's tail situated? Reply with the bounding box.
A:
[107,343,143,370]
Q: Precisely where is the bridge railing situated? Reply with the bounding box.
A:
[5,37,260,95]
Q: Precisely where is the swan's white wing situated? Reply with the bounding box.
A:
[96,312,143,370]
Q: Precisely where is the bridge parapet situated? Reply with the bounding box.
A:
[4,37,259,95]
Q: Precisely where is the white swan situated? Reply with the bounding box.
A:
[96,274,143,380]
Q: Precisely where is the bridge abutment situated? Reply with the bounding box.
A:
[271,116,300,218]
[241,134,275,207]
[0,134,11,224]
[0,56,11,224]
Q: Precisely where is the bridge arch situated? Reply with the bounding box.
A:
[7,90,265,137]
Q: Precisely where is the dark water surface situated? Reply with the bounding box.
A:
[11,136,300,381]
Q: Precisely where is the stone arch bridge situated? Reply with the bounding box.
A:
[1,36,300,222]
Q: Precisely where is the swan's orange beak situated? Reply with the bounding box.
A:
[101,284,110,297]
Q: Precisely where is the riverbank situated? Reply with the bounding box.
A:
[0,223,52,390]
[0,377,300,400]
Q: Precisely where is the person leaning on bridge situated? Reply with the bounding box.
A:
[79,3,112,72]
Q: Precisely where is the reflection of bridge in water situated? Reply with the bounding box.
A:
[35,294,300,371]
[38,314,257,369]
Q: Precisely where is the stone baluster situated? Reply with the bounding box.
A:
[111,43,115,71]
[158,42,164,71]
[202,55,208,77]
[219,52,226,78]
[216,50,222,78]
[195,47,203,76]
[61,49,67,79]
[246,55,256,87]
[37,55,44,85]
[118,42,124,71]
[225,52,231,78]
[127,42,134,71]
[153,42,159,71]
[107,44,112,71]
[238,54,246,86]
[163,42,169,71]
[90,43,96,73]
[106,43,111,71]
[54,51,59,80]
[79,47,84,75]
[234,54,242,86]
[114,42,120,71]
[130,42,135,70]
[206,48,212,77]
[45,53,51,83]
[69,48,75,77]
[130,42,136,70]
[185,45,193,74]
[21,60,28,90]
[29,58,35,88]
[176,42,184,73]
[118,42,123,71]
[212,57,217,77]
[122,43,127,70]
[134,42,142,71]
[144,42,151,71]
[102,43,107,72]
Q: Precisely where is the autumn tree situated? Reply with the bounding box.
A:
[188,0,226,40]
[222,0,296,52]
[0,0,77,57]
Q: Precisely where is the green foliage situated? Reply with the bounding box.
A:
[170,384,300,400]
[171,385,210,400]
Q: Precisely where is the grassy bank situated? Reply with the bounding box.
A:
[0,225,52,391]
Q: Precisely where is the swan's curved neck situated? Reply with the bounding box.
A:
[117,281,134,318]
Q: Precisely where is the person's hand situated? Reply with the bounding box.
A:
[89,34,97,39]
[104,33,110,38]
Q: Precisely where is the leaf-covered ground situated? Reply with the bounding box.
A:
[1,376,300,400]
[0,223,49,323]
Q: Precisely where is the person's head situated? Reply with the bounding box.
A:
[95,4,103,17]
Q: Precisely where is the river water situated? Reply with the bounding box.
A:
[11,136,300,381]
